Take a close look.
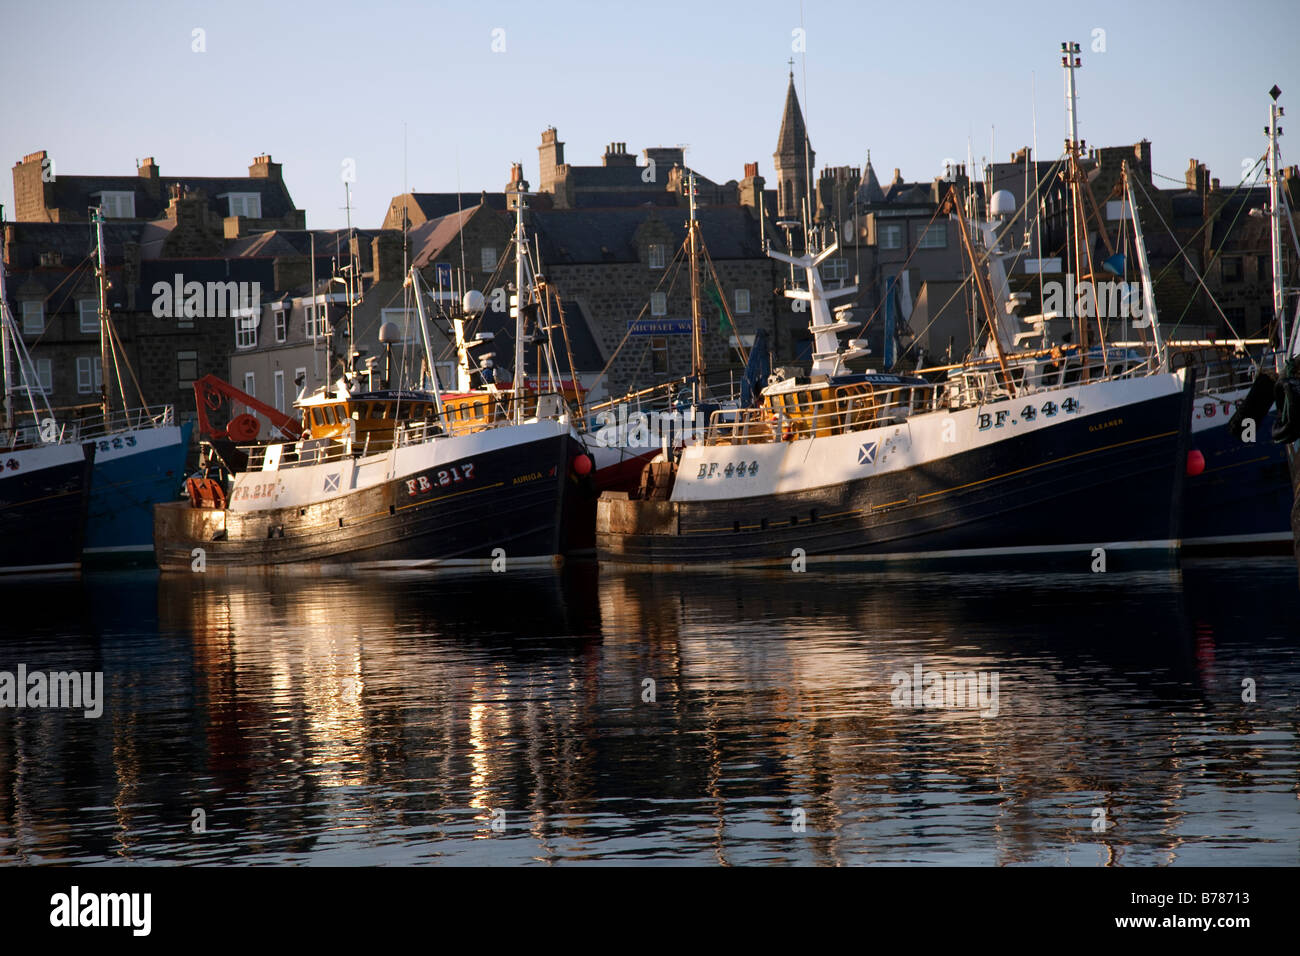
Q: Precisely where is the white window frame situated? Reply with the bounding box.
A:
[35,358,52,395]
[79,298,99,333]
[274,307,287,343]
[235,309,258,349]
[243,372,256,399]
[22,301,44,335]
[1105,200,1133,221]
[734,288,751,314]
[273,370,285,413]
[879,223,903,251]
[918,223,947,249]
[96,191,135,219]
[823,258,849,281]
[650,292,667,316]
[223,193,262,218]
[76,356,102,394]
[648,244,666,270]
[480,247,497,272]
[294,366,308,400]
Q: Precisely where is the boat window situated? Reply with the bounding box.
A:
[352,402,369,420]
[309,408,324,428]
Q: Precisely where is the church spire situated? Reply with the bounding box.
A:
[773,68,815,221]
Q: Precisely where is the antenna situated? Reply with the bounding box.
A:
[1061,41,1082,150]
[1267,85,1287,350]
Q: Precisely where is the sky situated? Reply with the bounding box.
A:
[2,0,1297,230]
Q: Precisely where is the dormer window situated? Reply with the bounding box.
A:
[96,191,135,219]
[235,308,259,349]
[648,244,666,270]
[223,193,262,218]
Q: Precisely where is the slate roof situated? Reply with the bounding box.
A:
[36,174,297,221]
[405,192,507,220]
[530,206,765,263]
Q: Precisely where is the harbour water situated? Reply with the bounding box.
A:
[0,560,1296,866]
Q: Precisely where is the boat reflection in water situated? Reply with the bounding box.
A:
[0,562,1296,865]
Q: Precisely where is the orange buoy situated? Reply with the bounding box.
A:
[1186,449,1206,476]
[572,453,593,476]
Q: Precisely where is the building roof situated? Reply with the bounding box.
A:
[530,206,765,263]
[36,174,297,222]
[408,206,489,268]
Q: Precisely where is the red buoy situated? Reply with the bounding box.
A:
[571,454,593,476]
[1186,449,1206,476]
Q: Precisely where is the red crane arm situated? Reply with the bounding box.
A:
[192,374,302,441]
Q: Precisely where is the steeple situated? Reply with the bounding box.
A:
[859,150,884,204]
[773,66,815,221]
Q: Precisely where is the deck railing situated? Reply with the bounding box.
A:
[704,384,934,445]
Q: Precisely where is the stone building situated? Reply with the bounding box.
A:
[12,151,305,236]
[4,152,316,430]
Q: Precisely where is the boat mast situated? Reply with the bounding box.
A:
[93,206,112,421]
[408,266,446,420]
[513,186,528,423]
[688,170,704,406]
[1123,161,1166,371]
[1268,85,1288,353]
[0,205,11,434]
[1061,41,1091,380]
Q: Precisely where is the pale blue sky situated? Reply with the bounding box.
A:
[2,0,1296,229]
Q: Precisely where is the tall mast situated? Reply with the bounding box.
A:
[1124,162,1166,371]
[1268,85,1287,352]
[513,185,528,423]
[1061,41,1090,377]
[344,180,357,374]
[93,206,112,421]
[688,170,703,406]
[0,204,11,434]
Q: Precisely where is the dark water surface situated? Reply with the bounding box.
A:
[0,560,1297,865]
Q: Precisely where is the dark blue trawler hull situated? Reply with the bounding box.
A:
[0,443,95,574]
[598,381,1194,572]
[1183,407,1291,555]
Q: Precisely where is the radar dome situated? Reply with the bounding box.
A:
[990,190,1016,217]
[463,290,486,315]
[378,321,402,344]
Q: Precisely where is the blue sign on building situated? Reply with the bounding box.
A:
[629,318,693,335]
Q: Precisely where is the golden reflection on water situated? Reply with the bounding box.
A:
[0,561,1294,864]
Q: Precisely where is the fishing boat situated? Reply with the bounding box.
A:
[76,208,192,564]
[153,259,591,572]
[597,47,1196,570]
[1249,85,1300,580]
[0,214,95,573]
[1176,342,1290,554]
